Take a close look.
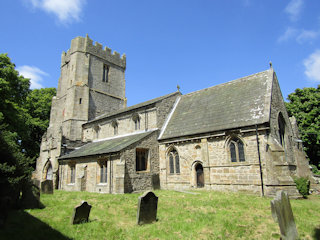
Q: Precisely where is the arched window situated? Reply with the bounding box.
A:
[229,138,245,162]
[278,113,286,147]
[94,125,100,139]
[46,164,53,180]
[111,120,118,135]
[132,114,140,130]
[168,148,180,174]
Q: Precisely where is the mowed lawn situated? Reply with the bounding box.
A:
[1,190,320,240]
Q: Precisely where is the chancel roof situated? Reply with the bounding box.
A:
[59,131,155,160]
[159,69,274,140]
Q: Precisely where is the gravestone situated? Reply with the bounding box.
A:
[137,191,158,225]
[271,190,298,240]
[41,180,53,194]
[71,201,92,224]
[21,183,41,209]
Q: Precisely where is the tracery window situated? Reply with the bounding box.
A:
[168,148,180,174]
[229,138,245,162]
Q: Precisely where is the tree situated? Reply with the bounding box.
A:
[25,88,56,159]
[0,53,55,206]
[0,53,33,204]
[285,86,320,167]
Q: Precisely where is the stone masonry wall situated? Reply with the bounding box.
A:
[59,154,121,193]
[123,132,160,193]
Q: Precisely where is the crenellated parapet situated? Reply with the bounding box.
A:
[61,34,126,69]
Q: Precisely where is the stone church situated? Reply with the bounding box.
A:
[33,35,311,197]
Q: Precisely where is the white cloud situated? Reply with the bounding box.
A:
[17,65,49,89]
[285,0,303,21]
[277,27,298,43]
[296,29,319,44]
[304,50,320,82]
[278,27,319,44]
[26,0,86,24]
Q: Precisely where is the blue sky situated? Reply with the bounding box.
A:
[1,0,319,106]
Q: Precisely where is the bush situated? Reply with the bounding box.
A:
[310,164,320,175]
[294,177,310,198]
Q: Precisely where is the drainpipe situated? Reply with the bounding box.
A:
[255,125,264,197]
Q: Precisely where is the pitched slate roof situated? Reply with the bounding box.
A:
[159,69,274,140]
[59,131,155,160]
[86,91,181,125]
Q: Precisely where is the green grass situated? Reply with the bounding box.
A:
[1,190,320,239]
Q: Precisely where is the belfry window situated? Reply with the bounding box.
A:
[229,138,245,162]
[136,148,149,171]
[103,65,109,82]
[168,148,180,174]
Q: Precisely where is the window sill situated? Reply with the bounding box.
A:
[67,183,75,185]
[97,183,108,186]
[136,170,150,173]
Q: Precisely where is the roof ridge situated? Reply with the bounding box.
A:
[87,91,180,124]
[183,69,272,97]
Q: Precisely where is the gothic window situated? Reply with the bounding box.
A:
[278,113,286,147]
[229,138,245,162]
[168,148,180,174]
[136,148,148,171]
[99,161,108,183]
[132,114,140,130]
[46,164,53,180]
[94,125,100,139]
[103,65,109,82]
[69,163,76,184]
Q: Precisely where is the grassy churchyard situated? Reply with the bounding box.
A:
[1,190,320,240]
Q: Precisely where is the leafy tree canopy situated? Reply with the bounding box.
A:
[0,53,56,205]
[285,86,320,167]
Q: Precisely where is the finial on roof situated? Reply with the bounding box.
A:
[177,84,180,92]
[269,61,273,69]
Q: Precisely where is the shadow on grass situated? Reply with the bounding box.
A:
[0,210,71,240]
[313,227,320,240]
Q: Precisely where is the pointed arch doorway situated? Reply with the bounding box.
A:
[195,163,204,188]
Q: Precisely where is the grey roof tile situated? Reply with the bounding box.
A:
[59,131,155,160]
[159,69,273,140]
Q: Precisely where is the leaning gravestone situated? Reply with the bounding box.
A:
[41,180,53,194]
[71,201,92,224]
[271,190,298,240]
[137,191,158,225]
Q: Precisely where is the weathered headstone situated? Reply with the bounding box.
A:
[137,191,158,225]
[271,190,298,240]
[21,183,41,209]
[71,201,92,224]
[41,180,53,194]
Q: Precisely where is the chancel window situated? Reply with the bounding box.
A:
[168,149,180,174]
[103,65,109,82]
[136,148,148,171]
[229,138,245,162]
[100,161,108,183]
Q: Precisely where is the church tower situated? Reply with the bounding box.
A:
[34,35,126,187]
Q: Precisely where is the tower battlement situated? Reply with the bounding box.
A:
[61,34,126,69]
